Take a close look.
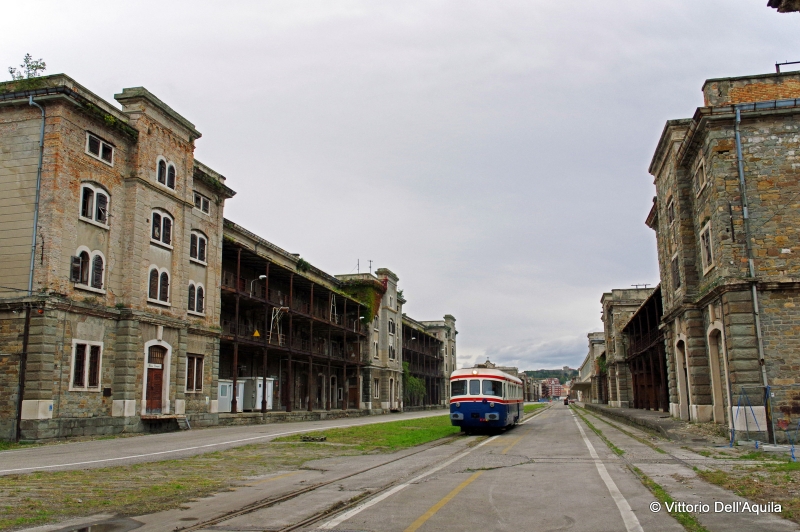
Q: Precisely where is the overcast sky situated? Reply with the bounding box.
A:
[3,1,797,370]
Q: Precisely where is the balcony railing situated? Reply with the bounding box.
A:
[627,329,664,358]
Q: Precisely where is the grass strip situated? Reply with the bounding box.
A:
[523,403,547,415]
[0,440,361,531]
[572,407,624,456]
[576,405,667,454]
[273,415,460,451]
[632,466,711,532]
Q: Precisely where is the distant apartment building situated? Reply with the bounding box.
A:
[0,74,456,440]
[541,377,562,398]
[647,69,800,437]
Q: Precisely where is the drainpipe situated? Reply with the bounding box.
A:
[28,96,45,296]
[735,107,774,443]
[15,97,45,442]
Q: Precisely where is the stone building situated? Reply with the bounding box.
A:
[573,332,604,403]
[0,74,456,440]
[600,288,652,407]
[401,315,454,407]
[619,286,669,412]
[0,74,235,440]
[647,70,800,437]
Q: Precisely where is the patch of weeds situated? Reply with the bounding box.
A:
[632,466,710,532]
[572,408,624,456]
[578,406,666,454]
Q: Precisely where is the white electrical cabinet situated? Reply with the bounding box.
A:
[218,379,244,413]
[243,377,274,411]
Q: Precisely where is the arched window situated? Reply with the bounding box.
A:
[157,160,167,185]
[79,251,90,285]
[151,211,173,247]
[71,250,106,291]
[148,269,159,300]
[81,187,93,219]
[159,272,170,302]
[91,255,104,289]
[79,184,110,227]
[196,286,204,313]
[167,164,176,189]
[188,284,196,311]
[190,231,207,264]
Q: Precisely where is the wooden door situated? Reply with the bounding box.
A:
[146,368,163,414]
[146,345,166,414]
[348,385,358,409]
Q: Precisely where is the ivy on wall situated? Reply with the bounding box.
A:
[340,278,387,325]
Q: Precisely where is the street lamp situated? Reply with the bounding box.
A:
[250,274,267,297]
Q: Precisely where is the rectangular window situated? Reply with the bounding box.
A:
[451,380,467,396]
[700,222,714,273]
[694,159,707,194]
[85,133,114,166]
[374,379,380,399]
[666,198,675,225]
[482,379,501,396]
[71,341,102,391]
[186,355,204,392]
[373,341,379,358]
[194,192,210,214]
[671,255,681,290]
[469,379,481,395]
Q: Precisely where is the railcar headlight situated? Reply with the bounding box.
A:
[489,402,495,408]
[455,402,461,408]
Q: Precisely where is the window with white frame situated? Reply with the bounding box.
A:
[666,198,675,226]
[71,341,102,391]
[193,191,210,214]
[151,210,173,247]
[373,317,379,331]
[148,267,170,304]
[389,345,396,359]
[373,341,379,358]
[374,378,380,399]
[188,282,205,314]
[388,318,395,335]
[389,296,393,308]
[186,354,204,392]
[700,222,714,273]
[79,183,110,227]
[86,133,114,166]
[156,158,176,189]
[70,249,105,291]
[189,231,207,264]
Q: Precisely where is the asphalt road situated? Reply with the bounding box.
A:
[0,409,446,475]
[314,403,681,532]
[109,403,683,532]
[23,403,795,532]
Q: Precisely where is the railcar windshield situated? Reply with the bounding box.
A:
[482,379,501,396]
[469,379,481,395]
[451,380,467,396]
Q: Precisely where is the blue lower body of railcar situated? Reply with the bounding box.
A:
[449,400,521,431]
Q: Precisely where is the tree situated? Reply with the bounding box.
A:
[8,54,46,81]
[402,362,426,405]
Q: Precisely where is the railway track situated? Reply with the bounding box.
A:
[177,407,549,532]
[176,433,464,532]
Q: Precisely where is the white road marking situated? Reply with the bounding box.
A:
[0,413,443,475]
[318,434,501,529]
[571,410,644,532]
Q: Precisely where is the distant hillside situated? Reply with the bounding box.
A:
[524,369,578,385]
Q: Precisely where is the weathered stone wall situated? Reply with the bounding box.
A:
[0,311,24,440]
